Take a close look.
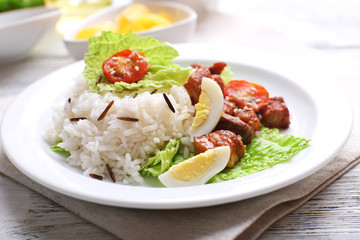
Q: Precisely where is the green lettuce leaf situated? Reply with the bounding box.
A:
[94,66,192,96]
[221,66,233,85]
[170,152,194,167]
[83,32,191,94]
[140,139,181,177]
[50,145,70,157]
[208,127,310,183]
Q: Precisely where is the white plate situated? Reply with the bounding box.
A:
[1,44,352,209]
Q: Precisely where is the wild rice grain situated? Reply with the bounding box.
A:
[163,93,175,113]
[95,74,102,85]
[106,163,116,183]
[70,117,87,122]
[89,173,103,180]
[97,100,114,121]
[117,117,139,122]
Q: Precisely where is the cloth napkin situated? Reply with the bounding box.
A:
[1,13,360,240]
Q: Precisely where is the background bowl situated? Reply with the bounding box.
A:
[0,7,61,65]
[63,1,197,60]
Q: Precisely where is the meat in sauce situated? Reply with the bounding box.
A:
[223,99,237,115]
[259,96,290,129]
[222,99,260,140]
[208,62,227,75]
[184,62,226,105]
[194,130,245,168]
[211,74,225,92]
[234,107,261,133]
[184,64,212,104]
[215,113,254,144]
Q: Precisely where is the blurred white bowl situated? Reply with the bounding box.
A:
[0,7,61,65]
[63,1,197,60]
[135,0,219,18]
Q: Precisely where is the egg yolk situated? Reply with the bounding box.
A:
[192,90,210,128]
[169,153,212,182]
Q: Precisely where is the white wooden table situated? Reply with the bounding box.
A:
[1,1,360,239]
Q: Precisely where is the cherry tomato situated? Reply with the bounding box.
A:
[224,80,269,112]
[102,49,148,83]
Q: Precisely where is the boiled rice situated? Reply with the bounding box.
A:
[48,75,195,185]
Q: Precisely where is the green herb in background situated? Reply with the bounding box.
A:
[0,0,44,12]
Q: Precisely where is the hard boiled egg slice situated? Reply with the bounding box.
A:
[158,146,230,187]
[190,77,224,138]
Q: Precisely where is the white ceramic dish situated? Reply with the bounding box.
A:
[64,1,197,60]
[0,7,61,64]
[134,0,219,17]
[1,44,352,209]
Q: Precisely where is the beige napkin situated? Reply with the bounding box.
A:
[1,65,360,240]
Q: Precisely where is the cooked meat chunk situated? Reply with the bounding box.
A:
[215,113,254,144]
[184,65,213,104]
[259,96,290,129]
[223,99,237,115]
[211,74,225,92]
[194,130,245,168]
[208,62,227,75]
[184,63,229,105]
[234,107,261,132]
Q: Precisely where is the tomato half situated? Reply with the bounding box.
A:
[102,49,148,83]
[224,80,269,112]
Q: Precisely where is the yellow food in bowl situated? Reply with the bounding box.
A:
[75,21,117,40]
[75,4,173,40]
[118,12,172,33]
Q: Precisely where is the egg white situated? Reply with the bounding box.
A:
[158,146,230,187]
[190,77,224,138]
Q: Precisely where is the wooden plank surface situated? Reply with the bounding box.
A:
[260,164,360,239]
[0,174,117,240]
[1,0,360,239]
